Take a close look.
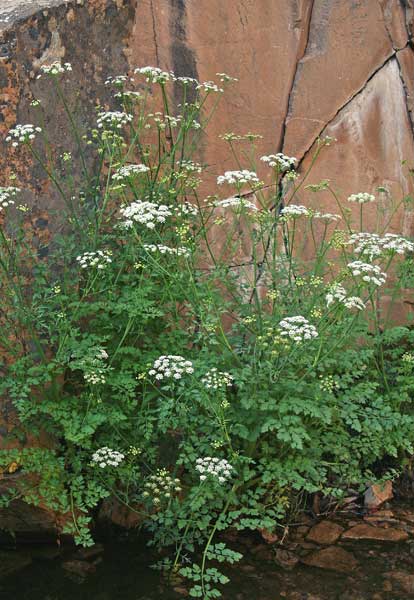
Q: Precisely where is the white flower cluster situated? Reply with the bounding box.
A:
[112,164,150,182]
[201,368,233,390]
[135,66,174,83]
[278,316,318,343]
[6,124,42,146]
[196,81,224,93]
[91,447,125,468]
[326,284,365,311]
[76,250,112,270]
[0,186,20,209]
[37,62,72,77]
[82,347,109,385]
[175,202,199,217]
[142,469,182,504]
[280,204,310,218]
[215,197,258,211]
[260,153,297,172]
[143,244,190,257]
[97,111,133,129]
[348,232,414,257]
[347,192,376,204]
[195,457,233,484]
[313,211,341,222]
[149,355,194,380]
[348,261,387,286]
[120,201,172,229]
[217,170,259,187]
[178,160,203,173]
[105,75,130,86]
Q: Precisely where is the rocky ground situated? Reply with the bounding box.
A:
[3,486,414,599]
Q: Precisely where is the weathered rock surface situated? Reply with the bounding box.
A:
[364,481,393,509]
[301,546,359,574]
[342,523,409,542]
[0,549,31,579]
[385,571,414,595]
[306,520,344,545]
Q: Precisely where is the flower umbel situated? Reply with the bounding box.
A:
[195,457,234,484]
[149,355,194,381]
[278,316,318,343]
[91,447,124,468]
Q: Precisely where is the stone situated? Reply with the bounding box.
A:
[364,482,393,509]
[0,550,31,579]
[62,559,96,578]
[306,520,344,545]
[274,548,299,571]
[76,543,104,560]
[385,571,414,595]
[260,528,279,544]
[342,523,409,542]
[301,546,359,574]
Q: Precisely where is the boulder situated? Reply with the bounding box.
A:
[306,520,344,545]
[364,482,393,510]
[342,523,409,542]
[301,546,359,574]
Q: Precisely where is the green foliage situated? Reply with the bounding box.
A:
[0,65,414,598]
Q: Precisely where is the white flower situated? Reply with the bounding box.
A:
[214,197,258,211]
[280,204,310,218]
[278,316,318,343]
[91,447,124,468]
[144,469,182,502]
[135,66,174,83]
[149,355,194,381]
[195,457,233,483]
[37,62,72,78]
[348,232,414,257]
[112,164,150,182]
[119,201,172,229]
[326,284,347,307]
[76,250,112,270]
[6,124,42,146]
[347,192,376,204]
[175,202,199,217]
[201,368,233,390]
[347,261,387,286]
[326,284,365,310]
[379,233,414,254]
[0,186,20,209]
[176,76,199,86]
[313,211,341,222]
[216,72,238,83]
[178,160,203,173]
[105,75,130,87]
[217,170,259,187]
[97,111,133,129]
[196,81,224,93]
[260,153,297,172]
[143,244,190,257]
[342,296,365,310]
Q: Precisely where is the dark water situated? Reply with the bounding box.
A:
[0,533,412,599]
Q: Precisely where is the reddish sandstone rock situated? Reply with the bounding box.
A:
[306,520,344,545]
[342,523,409,542]
[364,481,393,509]
[385,571,414,596]
[301,546,358,574]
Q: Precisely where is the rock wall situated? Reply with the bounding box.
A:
[1,1,414,225]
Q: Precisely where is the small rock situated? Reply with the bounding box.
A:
[364,481,393,509]
[383,580,393,592]
[342,523,408,542]
[301,546,358,574]
[76,543,104,560]
[306,520,344,545]
[260,528,279,544]
[173,587,189,597]
[385,571,414,595]
[274,548,299,570]
[62,559,96,578]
